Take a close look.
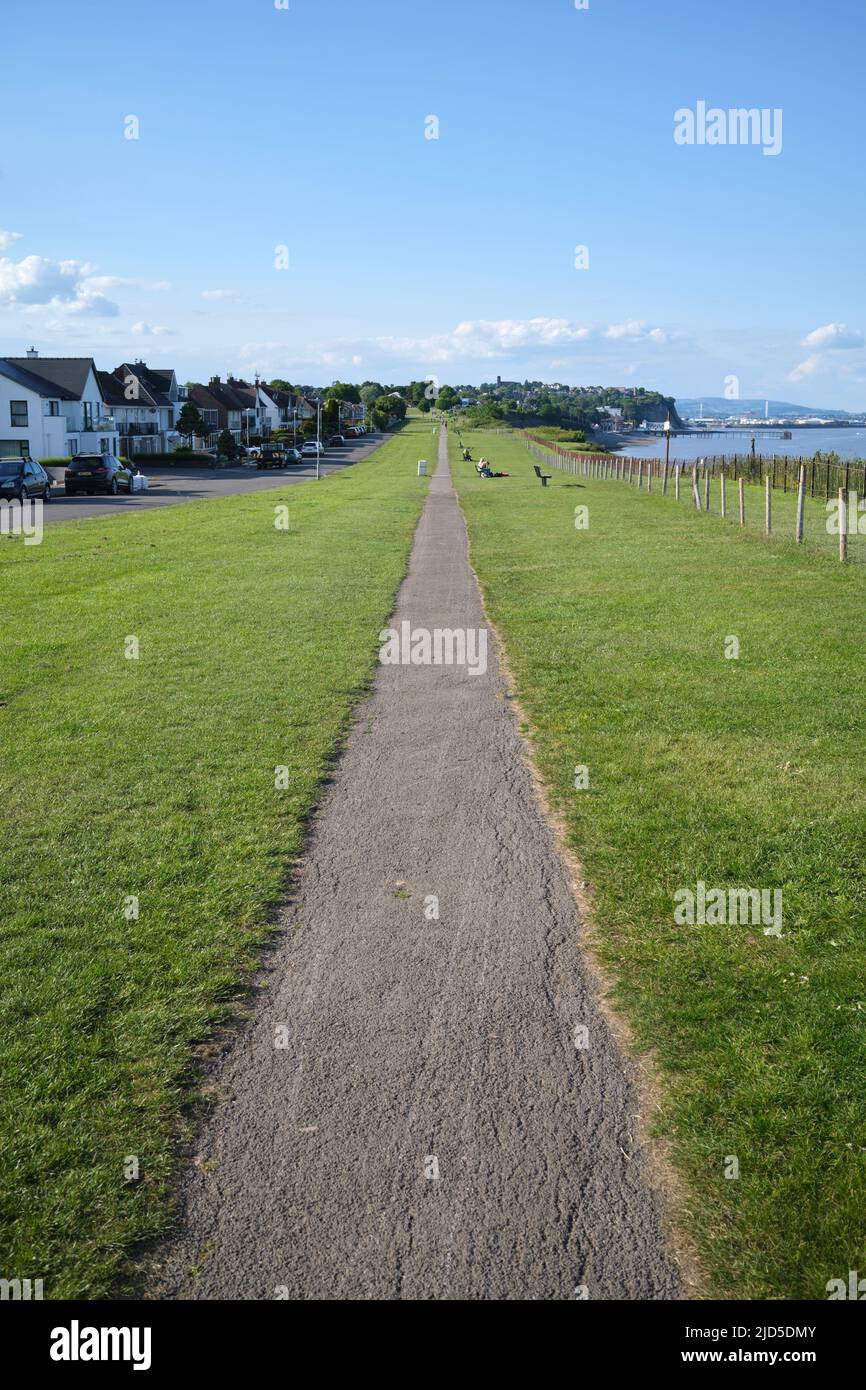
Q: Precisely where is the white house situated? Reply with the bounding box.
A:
[98,362,182,456]
[0,351,120,460]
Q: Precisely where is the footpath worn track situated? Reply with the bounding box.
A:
[155,427,681,1300]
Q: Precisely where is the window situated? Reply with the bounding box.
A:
[0,439,29,457]
[83,402,93,429]
[10,401,28,428]
[45,400,60,416]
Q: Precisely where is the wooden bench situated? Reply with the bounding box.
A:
[533,463,552,487]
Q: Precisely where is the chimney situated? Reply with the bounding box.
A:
[209,375,220,386]
[26,346,38,358]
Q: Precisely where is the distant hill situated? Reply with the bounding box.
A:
[677,397,857,420]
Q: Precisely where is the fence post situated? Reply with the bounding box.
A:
[765,475,772,535]
[647,459,652,491]
[840,486,848,563]
[721,469,727,518]
[795,464,806,543]
[675,465,680,501]
[638,461,644,489]
[704,467,710,511]
[692,466,702,510]
[738,477,745,526]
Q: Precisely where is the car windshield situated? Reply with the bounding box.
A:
[71,458,101,469]
[0,460,23,476]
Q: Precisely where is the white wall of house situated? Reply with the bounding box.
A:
[62,366,120,456]
[0,375,50,457]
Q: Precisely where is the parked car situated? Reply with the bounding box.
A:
[328,434,346,447]
[256,448,287,470]
[301,441,325,458]
[64,454,135,496]
[284,448,303,465]
[344,427,359,439]
[0,456,52,503]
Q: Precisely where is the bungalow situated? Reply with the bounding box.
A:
[0,350,120,460]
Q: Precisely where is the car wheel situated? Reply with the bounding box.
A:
[110,478,119,495]
[127,478,134,494]
[43,485,52,503]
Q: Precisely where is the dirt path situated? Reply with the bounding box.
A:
[154,427,681,1300]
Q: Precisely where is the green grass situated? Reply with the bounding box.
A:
[0,418,431,1298]
[450,428,866,1300]
[525,435,866,564]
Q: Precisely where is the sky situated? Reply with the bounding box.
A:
[2,0,866,406]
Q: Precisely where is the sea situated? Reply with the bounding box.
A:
[613,427,866,463]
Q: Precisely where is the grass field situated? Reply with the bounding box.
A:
[450,427,866,1300]
[522,432,866,565]
[0,418,431,1298]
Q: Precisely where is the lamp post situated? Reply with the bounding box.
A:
[316,399,322,480]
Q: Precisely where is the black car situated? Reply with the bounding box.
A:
[64,454,135,496]
[256,448,287,470]
[0,456,52,503]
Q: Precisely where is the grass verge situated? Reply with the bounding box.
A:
[0,418,431,1297]
[450,427,866,1300]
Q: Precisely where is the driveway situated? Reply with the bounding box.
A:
[40,434,385,524]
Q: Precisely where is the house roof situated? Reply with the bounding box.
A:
[4,356,96,398]
[112,362,174,409]
[96,371,130,407]
[0,357,79,400]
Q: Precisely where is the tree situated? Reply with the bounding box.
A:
[436,385,458,412]
[215,428,239,460]
[360,381,385,407]
[176,401,207,445]
[268,379,293,394]
[324,382,361,405]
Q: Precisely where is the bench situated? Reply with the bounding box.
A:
[533,463,552,487]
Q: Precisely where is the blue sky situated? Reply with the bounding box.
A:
[2,0,866,405]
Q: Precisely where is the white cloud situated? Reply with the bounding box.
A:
[0,230,22,251]
[801,322,864,350]
[0,252,119,315]
[131,321,171,336]
[790,354,822,381]
[604,320,667,343]
[201,288,240,301]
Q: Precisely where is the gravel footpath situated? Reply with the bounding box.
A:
[153,426,681,1300]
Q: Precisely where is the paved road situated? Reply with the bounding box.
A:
[39,434,384,524]
[153,426,681,1301]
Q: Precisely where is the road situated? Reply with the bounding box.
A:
[153,425,681,1301]
[39,433,385,524]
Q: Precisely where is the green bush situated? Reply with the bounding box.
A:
[131,452,213,464]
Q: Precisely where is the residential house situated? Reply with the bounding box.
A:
[0,351,120,460]
[103,362,182,456]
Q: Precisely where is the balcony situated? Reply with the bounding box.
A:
[67,416,116,433]
[121,423,159,437]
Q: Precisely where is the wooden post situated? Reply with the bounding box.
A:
[795,464,806,543]
[721,469,727,518]
[704,468,710,511]
[765,475,772,535]
[647,459,652,492]
[840,486,848,563]
[675,465,681,501]
[738,477,745,526]
[662,458,669,494]
[628,459,634,485]
[638,461,644,489]
[692,466,702,510]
